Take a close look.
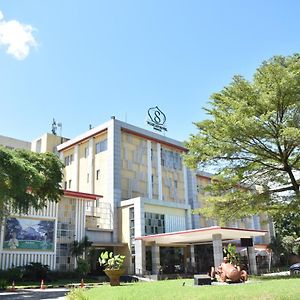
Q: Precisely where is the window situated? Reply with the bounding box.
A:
[64,154,74,166]
[84,147,89,158]
[174,180,178,189]
[160,149,182,170]
[64,181,67,190]
[95,139,107,154]
[129,207,135,254]
[96,169,100,180]
[68,180,72,189]
[87,173,89,183]
[144,212,165,235]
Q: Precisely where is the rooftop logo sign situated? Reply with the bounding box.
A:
[147,106,167,132]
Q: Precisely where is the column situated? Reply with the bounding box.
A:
[190,245,196,272]
[135,240,146,275]
[157,143,163,201]
[107,118,122,243]
[87,138,94,194]
[183,165,189,205]
[151,243,160,275]
[212,234,223,267]
[147,140,153,199]
[73,144,79,191]
[247,237,257,275]
[134,198,146,275]
[185,208,192,230]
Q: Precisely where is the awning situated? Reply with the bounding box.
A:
[92,242,127,248]
[63,190,103,200]
[136,226,267,246]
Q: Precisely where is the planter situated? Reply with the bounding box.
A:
[104,269,125,286]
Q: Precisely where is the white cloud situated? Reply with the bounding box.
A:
[0,11,37,60]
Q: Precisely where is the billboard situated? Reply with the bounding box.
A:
[3,217,55,251]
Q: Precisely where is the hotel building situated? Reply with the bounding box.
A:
[0,117,272,275]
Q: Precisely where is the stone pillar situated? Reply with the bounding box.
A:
[151,243,160,275]
[147,140,153,199]
[190,245,196,272]
[247,238,257,275]
[212,234,223,267]
[157,143,163,201]
[135,240,146,275]
[73,144,79,191]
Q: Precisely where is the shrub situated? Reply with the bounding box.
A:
[99,251,125,270]
[48,271,80,280]
[223,243,240,266]
[76,258,90,277]
[67,288,89,300]
[2,266,24,282]
[23,263,50,281]
[0,279,8,290]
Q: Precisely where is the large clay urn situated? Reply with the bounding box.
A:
[104,269,125,286]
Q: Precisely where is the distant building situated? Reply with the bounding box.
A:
[0,118,272,275]
[0,134,31,150]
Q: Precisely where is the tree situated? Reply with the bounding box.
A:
[273,211,300,238]
[0,146,64,220]
[185,54,300,222]
[71,236,92,263]
[71,240,84,263]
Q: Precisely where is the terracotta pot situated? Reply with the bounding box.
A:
[104,269,125,286]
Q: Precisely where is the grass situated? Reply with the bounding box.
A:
[68,278,300,300]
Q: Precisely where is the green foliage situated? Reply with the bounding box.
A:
[0,147,64,220]
[98,251,125,270]
[268,235,286,258]
[0,266,24,282]
[0,263,50,282]
[71,240,84,260]
[23,263,50,281]
[223,243,240,266]
[67,288,89,300]
[273,211,300,237]
[268,235,300,266]
[0,279,8,290]
[76,258,91,276]
[185,54,300,222]
[71,236,93,262]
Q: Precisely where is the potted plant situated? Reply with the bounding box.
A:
[99,251,126,286]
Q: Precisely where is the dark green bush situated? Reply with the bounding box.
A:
[0,279,8,290]
[23,263,50,281]
[1,266,24,282]
[76,258,90,277]
[48,271,80,280]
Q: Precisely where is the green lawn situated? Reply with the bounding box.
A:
[68,278,300,300]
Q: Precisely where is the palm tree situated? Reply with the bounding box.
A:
[71,240,84,263]
[70,236,92,262]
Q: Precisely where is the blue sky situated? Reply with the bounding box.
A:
[1,0,300,142]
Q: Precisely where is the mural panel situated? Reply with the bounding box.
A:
[3,217,55,251]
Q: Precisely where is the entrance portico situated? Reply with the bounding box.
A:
[135,226,267,275]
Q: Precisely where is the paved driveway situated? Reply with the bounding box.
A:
[0,288,68,300]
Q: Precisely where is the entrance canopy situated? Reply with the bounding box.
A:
[136,226,267,246]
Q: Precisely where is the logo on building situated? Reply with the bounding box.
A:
[147,106,167,132]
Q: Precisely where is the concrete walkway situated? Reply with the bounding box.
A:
[0,288,68,300]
